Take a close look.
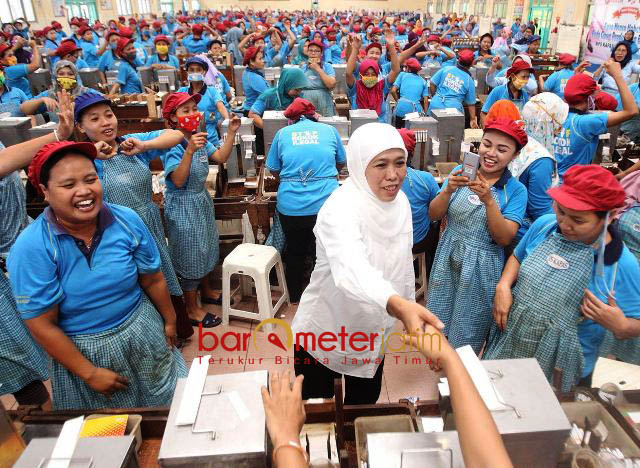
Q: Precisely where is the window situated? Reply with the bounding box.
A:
[160,0,173,14]
[460,0,469,14]
[0,0,35,23]
[137,0,150,14]
[446,0,455,13]
[117,0,132,15]
[191,0,200,10]
[435,0,443,14]
[493,0,508,19]
[474,1,485,16]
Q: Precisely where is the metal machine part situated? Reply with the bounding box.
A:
[233,65,245,96]
[262,110,288,157]
[349,109,378,136]
[406,116,438,169]
[156,69,181,92]
[431,108,465,163]
[78,68,102,90]
[367,432,464,468]
[28,68,51,96]
[137,66,154,87]
[222,117,256,181]
[332,64,347,95]
[28,121,57,139]
[0,117,32,147]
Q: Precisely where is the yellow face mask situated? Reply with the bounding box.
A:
[5,56,17,66]
[156,44,169,55]
[57,77,77,90]
[511,76,528,90]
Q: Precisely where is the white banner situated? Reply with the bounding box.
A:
[584,0,640,65]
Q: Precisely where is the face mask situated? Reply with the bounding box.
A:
[511,76,528,90]
[57,77,77,90]
[177,112,202,132]
[362,76,378,88]
[0,73,5,86]
[156,44,169,54]
[126,52,137,61]
[188,73,204,82]
[5,56,17,66]
[588,95,596,112]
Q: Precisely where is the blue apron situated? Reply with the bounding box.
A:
[301,64,336,117]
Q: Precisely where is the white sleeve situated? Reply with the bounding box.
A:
[314,203,399,312]
[405,250,416,302]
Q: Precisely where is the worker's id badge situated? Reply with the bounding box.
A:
[199,150,208,163]
[467,194,482,205]
[632,223,640,233]
[546,254,569,270]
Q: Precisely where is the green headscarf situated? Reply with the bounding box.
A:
[260,68,310,110]
[292,38,308,65]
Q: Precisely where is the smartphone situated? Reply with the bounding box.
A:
[462,152,480,181]
[198,112,206,134]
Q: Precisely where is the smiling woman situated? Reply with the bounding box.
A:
[7,141,187,410]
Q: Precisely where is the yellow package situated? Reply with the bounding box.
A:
[79,415,128,438]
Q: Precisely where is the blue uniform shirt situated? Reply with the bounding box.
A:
[211,73,231,109]
[393,72,429,117]
[162,141,217,191]
[93,131,168,178]
[327,44,342,64]
[514,214,640,377]
[553,111,609,177]
[117,60,144,94]
[242,68,269,111]
[181,35,209,54]
[44,39,60,68]
[144,54,180,69]
[79,40,100,68]
[0,85,28,114]
[428,65,476,115]
[482,84,529,114]
[346,76,392,122]
[514,157,555,240]
[543,68,574,99]
[4,64,32,98]
[98,50,121,73]
[7,203,161,335]
[266,118,346,216]
[177,85,224,146]
[401,167,440,244]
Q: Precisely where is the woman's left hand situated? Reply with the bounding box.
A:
[164,321,177,348]
[468,172,493,204]
[581,290,626,336]
[228,114,242,132]
[120,138,147,156]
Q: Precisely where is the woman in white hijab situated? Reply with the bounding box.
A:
[291,122,443,405]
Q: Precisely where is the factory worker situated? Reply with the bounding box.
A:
[419,35,454,65]
[390,58,429,129]
[554,60,638,178]
[200,56,233,112]
[428,49,478,128]
[110,37,148,95]
[242,46,268,115]
[345,33,400,123]
[593,41,640,101]
[160,93,241,326]
[300,39,336,117]
[617,171,640,262]
[266,98,346,303]
[43,26,60,68]
[486,165,640,391]
[98,31,122,81]
[525,34,541,55]
[486,54,537,96]
[620,83,640,145]
[7,140,187,410]
[397,128,440,278]
[541,54,588,99]
[51,21,67,41]
[427,118,528,353]
[179,24,210,54]
[207,39,232,68]
[0,40,40,99]
[481,60,533,125]
[326,31,342,64]
[145,35,179,69]
[0,67,28,116]
[176,56,229,147]
[78,25,103,68]
[473,33,494,66]
[137,21,154,48]
[73,92,193,343]
[249,67,310,129]
[56,40,91,74]
[291,123,445,404]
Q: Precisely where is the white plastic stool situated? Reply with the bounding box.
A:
[222,243,289,332]
[413,252,427,300]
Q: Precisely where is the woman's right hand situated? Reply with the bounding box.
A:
[55,90,75,140]
[443,168,469,194]
[94,141,115,160]
[403,324,454,371]
[493,283,513,331]
[42,97,59,112]
[85,367,129,396]
[187,132,207,153]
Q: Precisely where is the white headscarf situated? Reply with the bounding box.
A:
[341,122,412,238]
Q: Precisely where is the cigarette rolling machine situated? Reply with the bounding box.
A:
[137,66,154,88]
[333,64,347,95]
[78,68,102,90]
[262,110,288,157]
[222,116,256,181]
[431,108,465,162]
[406,116,438,169]
[233,65,245,96]
[28,68,51,95]
[349,109,378,136]
[156,69,181,92]
[318,115,350,145]
[0,116,32,146]
[28,121,57,139]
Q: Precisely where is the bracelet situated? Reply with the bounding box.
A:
[272,440,309,464]
[53,129,59,142]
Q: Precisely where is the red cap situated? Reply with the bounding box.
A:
[42,26,54,35]
[118,27,133,38]
[70,18,82,26]
[28,141,98,195]
[366,42,383,53]
[153,20,162,29]
[0,43,10,57]
[216,23,227,33]
[283,97,316,120]
[371,27,381,34]
[162,92,202,121]
[547,165,626,211]
[506,59,534,77]
[564,73,597,105]
[128,18,137,24]
[396,25,406,34]
[398,128,416,153]
[139,20,148,28]
[78,25,92,36]
[484,117,528,150]
[105,30,121,41]
[302,25,311,33]
[427,35,440,43]
[457,49,474,66]
[404,57,421,72]
[243,46,261,65]
[115,37,134,57]
[594,91,618,111]
[327,31,337,41]
[153,35,170,44]
[192,24,204,34]
[307,39,325,50]
[557,53,576,66]
[52,21,63,29]
[56,41,81,58]
[353,25,361,33]
[441,38,452,46]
